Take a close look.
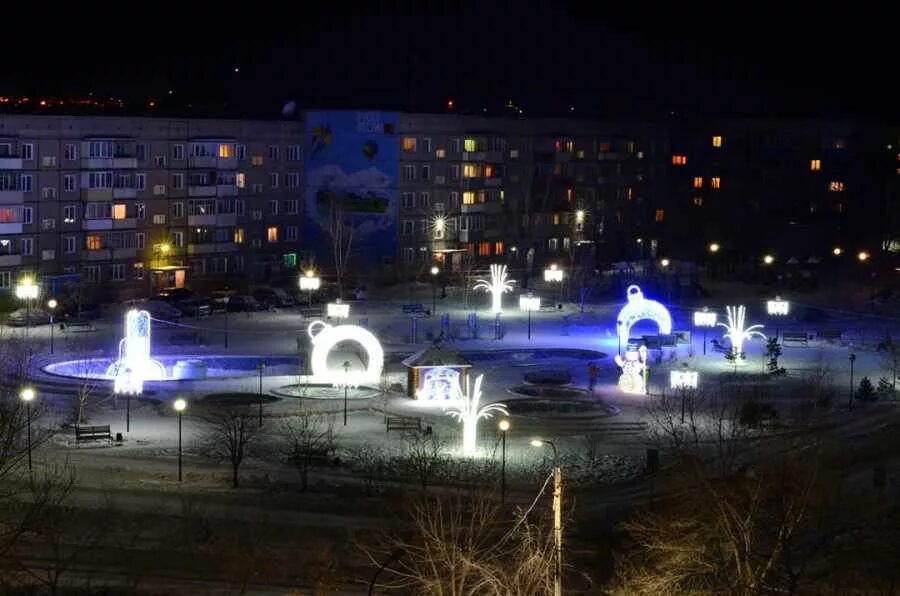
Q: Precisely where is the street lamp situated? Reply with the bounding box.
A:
[670,367,699,424]
[709,242,720,253]
[763,254,775,265]
[342,360,351,426]
[19,387,35,473]
[832,247,843,256]
[848,353,857,412]
[299,270,321,306]
[257,362,266,426]
[47,299,57,355]
[223,296,230,348]
[858,251,870,262]
[660,258,670,268]
[519,294,541,340]
[693,307,717,355]
[498,419,510,504]
[430,265,439,315]
[327,300,350,319]
[174,398,186,481]
[543,263,563,303]
[531,438,562,596]
[15,277,39,335]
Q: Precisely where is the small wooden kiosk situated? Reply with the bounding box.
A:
[402,343,472,401]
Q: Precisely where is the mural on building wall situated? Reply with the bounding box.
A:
[303,110,398,268]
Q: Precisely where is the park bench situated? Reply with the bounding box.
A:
[782,331,809,347]
[299,306,324,319]
[64,318,96,333]
[75,424,113,445]
[169,330,202,345]
[402,303,425,315]
[709,338,730,354]
[386,416,422,434]
[818,329,842,343]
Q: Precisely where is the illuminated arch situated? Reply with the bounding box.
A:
[616,285,672,347]
[307,321,384,386]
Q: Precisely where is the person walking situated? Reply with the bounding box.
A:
[587,362,599,395]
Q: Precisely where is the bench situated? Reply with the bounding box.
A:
[818,329,842,343]
[386,416,422,434]
[299,307,324,319]
[75,424,113,445]
[169,331,202,345]
[782,331,809,347]
[402,303,425,315]
[64,318,96,333]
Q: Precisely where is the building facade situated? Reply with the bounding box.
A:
[0,115,303,303]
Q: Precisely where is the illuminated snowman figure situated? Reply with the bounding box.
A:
[107,309,166,394]
[614,345,649,394]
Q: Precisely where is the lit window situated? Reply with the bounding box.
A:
[494,241,504,255]
[692,197,703,207]
[712,135,723,148]
[564,140,574,153]
[86,235,102,250]
[484,165,493,178]
[402,137,416,152]
[463,192,475,205]
[478,242,490,256]
[267,226,278,243]
[464,138,477,152]
[234,228,244,244]
[554,140,562,152]
[435,148,446,158]
[553,213,561,225]
[462,164,479,178]
[671,154,688,166]
[236,173,245,188]
[218,144,233,158]
[598,142,611,153]
[829,181,845,192]
[625,187,634,200]
[576,149,585,159]
[810,159,821,171]
[566,188,573,202]
[693,177,703,188]
[655,209,665,222]
[251,156,263,166]
[112,204,126,220]
[711,177,721,189]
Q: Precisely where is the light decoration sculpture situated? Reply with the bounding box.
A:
[543,263,564,282]
[445,373,507,456]
[327,301,350,319]
[616,285,672,348]
[766,296,790,316]
[519,294,541,312]
[670,369,699,390]
[417,367,461,402]
[107,309,166,394]
[614,345,649,394]
[474,264,514,314]
[299,271,321,291]
[307,320,383,386]
[693,308,717,327]
[718,305,766,361]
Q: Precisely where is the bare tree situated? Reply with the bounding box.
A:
[200,406,261,489]
[327,194,357,299]
[63,338,104,426]
[346,445,388,496]
[280,409,336,492]
[400,432,446,491]
[458,250,478,309]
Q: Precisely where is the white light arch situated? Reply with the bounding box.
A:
[616,285,672,347]
[307,321,384,386]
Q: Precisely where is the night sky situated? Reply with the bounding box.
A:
[3,3,895,121]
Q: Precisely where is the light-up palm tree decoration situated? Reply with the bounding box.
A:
[717,305,765,362]
[445,374,508,456]
[473,264,514,313]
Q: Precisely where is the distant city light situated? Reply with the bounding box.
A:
[575,209,585,224]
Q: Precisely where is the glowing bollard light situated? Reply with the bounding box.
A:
[519,294,541,340]
[474,264,514,314]
[444,374,507,456]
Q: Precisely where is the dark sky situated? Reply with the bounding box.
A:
[3,3,896,121]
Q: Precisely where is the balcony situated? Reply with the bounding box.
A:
[462,152,486,162]
[189,156,238,170]
[461,178,484,190]
[0,191,24,204]
[80,156,137,169]
[216,242,237,252]
[188,214,217,226]
[0,158,23,170]
[113,157,137,169]
[434,175,446,185]
[554,153,573,163]
[484,177,503,187]
[187,243,219,255]
[112,218,137,230]
[113,248,137,259]
[0,254,22,266]
[113,187,138,199]
[0,223,23,234]
[82,219,113,231]
[461,203,485,214]
[216,214,237,226]
[217,184,238,197]
[484,150,504,163]
[188,185,217,198]
[82,189,113,201]
[85,249,112,261]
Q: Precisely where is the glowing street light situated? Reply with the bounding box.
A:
[174,398,186,481]
[693,307,717,356]
[858,251,870,262]
[327,300,350,319]
[47,299,57,354]
[763,254,775,265]
[519,294,541,340]
[543,263,564,283]
[709,242,720,253]
[299,270,321,306]
[531,438,562,596]
[833,247,842,256]
[15,277,39,334]
[660,258,670,268]
[19,387,35,473]
[430,265,439,315]
[498,419,510,504]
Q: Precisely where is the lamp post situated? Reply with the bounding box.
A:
[174,398,186,482]
[299,270,321,306]
[693,307,717,356]
[531,438,562,596]
[849,353,856,412]
[499,419,510,504]
[20,387,35,473]
[223,296,230,348]
[257,362,265,426]
[342,360,351,427]
[15,277,39,336]
[47,299,57,355]
[430,265,439,315]
[544,263,563,304]
[519,294,540,341]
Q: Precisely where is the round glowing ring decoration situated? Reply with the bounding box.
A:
[616,285,672,347]
[307,320,384,386]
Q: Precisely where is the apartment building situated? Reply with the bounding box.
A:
[0,115,303,303]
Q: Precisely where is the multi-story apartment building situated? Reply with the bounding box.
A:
[0,115,303,303]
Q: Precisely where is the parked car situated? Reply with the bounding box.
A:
[213,295,253,313]
[178,297,212,317]
[138,300,183,320]
[155,288,195,304]
[6,308,51,327]
[252,287,296,308]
